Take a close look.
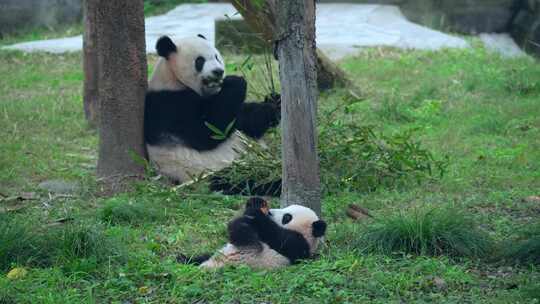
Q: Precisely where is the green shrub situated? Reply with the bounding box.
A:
[356,207,493,258]
[0,214,124,272]
[209,106,447,195]
[503,222,540,266]
[0,215,44,271]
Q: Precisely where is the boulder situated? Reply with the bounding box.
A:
[319,0,518,34]
[0,0,82,36]
[399,0,518,34]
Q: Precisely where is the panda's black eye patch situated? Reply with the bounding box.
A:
[215,54,222,64]
[195,56,205,72]
[282,213,292,225]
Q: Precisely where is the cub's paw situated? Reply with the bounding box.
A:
[244,197,270,217]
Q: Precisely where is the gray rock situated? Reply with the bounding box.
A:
[480,33,528,58]
[38,179,80,194]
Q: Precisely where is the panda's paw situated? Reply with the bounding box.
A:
[264,92,281,107]
[222,75,247,91]
[244,197,270,217]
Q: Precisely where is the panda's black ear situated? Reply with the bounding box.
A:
[156,36,177,58]
[197,34,207,40]
[312,220,327,238]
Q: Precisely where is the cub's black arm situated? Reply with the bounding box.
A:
[227,216,262,249]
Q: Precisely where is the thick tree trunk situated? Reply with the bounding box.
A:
[230,0,353,92]
[276,0,321,215]
[83,0,99,128]
[95,0,147,193]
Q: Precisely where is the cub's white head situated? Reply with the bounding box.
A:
[269,204,327,254]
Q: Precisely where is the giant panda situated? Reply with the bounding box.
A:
[144,35,281,193]
[178,197,327,269]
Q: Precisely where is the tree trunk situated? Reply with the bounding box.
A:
[230,0,353,92]
[276,0,321,215]
[95,0,147,193]
[83,0,99,128]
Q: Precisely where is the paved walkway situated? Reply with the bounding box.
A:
[2,3,525,60]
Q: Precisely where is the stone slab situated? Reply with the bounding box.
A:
[1,3,522,60]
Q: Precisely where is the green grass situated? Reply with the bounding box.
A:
[143,0,207,16]
[0,214,125,273]
[1,41,540,303]
[99,195,168,225]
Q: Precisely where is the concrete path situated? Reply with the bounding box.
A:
[2,3,524,60]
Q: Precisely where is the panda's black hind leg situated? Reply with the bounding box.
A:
[176,253,212,265]
[209,175,282,197]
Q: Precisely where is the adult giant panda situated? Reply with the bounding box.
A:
[178,197,327,269]
[145,35,281,192]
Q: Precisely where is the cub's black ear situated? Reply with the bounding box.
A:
[156,36,177,58]
[312,220,327,238]
[197,34,207,40]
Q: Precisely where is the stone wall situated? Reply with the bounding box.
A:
[0,0,82,36]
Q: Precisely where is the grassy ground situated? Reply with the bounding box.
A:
[1,41,540,303]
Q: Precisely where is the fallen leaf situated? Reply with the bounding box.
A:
[7,268,28,280]
[46,217,75,227]
[138,286,151,295]
[523,196,540,204]
[346,204,373,220]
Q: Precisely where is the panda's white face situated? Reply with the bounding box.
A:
[268,204,326,253]
[172,37,225,97]
[155,35,226,97]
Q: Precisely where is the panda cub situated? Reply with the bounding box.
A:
[178,197,327,269]
[144,35,281,187]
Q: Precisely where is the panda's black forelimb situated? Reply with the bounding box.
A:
[203,75,247,132]
[240,198,312,264]
[208,175,282,197]
[236,93,281,139]
[144,76,247,151]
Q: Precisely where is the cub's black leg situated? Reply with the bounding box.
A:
[236,93,281,139]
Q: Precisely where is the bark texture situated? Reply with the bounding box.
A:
[95,0,147,191]
[83,0,99,128]
[230,0,353,92]
[275,0,321,215]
